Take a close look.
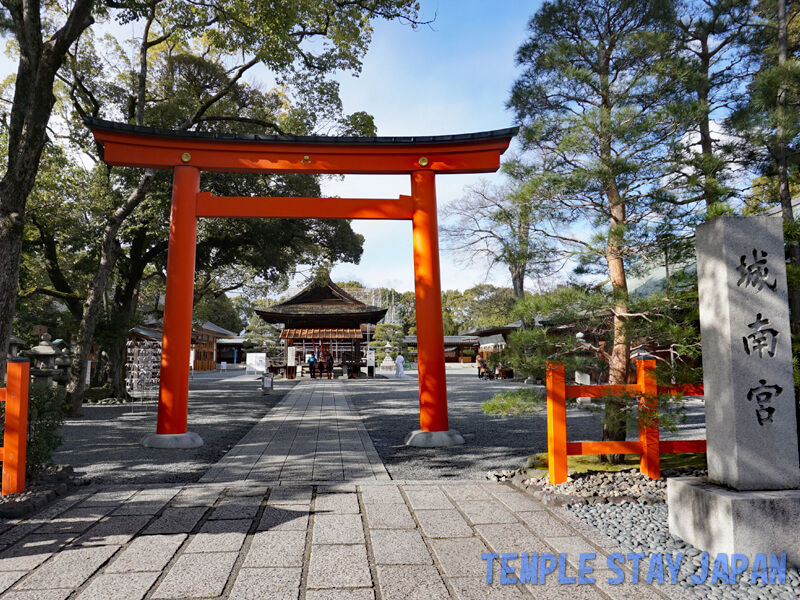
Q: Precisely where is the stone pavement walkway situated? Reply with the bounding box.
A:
[201,381,388,483]
[0,381,692,600]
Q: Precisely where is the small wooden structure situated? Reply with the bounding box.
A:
[129,323,232,371]
[257,281,387,376]
[404,335,478,363]
[462,321,522,361]
[193,322,237,370]
[217,336,246,364]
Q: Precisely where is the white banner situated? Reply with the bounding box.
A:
[246,353,267,373]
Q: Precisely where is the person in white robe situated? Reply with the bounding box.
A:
[395,353,405,378]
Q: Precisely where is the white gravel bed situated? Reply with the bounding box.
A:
[568,497,800,599]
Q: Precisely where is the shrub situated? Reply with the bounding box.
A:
[26,386,68,477]
[0,385,67,478]
[481,388,545,416]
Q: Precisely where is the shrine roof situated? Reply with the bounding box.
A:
[256,280,387,324]
[256,304,387,321]
[404,335,479,347]
[84,116,519,147]
[196,320,238,337]
[279,280,365,307]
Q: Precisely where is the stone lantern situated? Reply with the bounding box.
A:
[379,341,395,372]
[7,335,24,359]
[26,333,62,386]
[54,352,72,384]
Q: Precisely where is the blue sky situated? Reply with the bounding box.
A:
[314,1,540,292]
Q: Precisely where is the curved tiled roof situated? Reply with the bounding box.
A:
[84,116,519,146]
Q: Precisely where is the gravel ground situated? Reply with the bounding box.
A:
[53,371,297,484]
[345,368,608,479]
[569,501,800,599]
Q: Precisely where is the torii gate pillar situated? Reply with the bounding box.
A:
[407,170,463,446]
[142,166,203,448]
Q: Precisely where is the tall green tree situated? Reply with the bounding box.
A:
[370,323,406,360]
[440,290,466,335]
[461,285,518,330]
[243,315,280,357]
[727,0,800,331]
[670,0,753,211]
[194,294,243,335]
[508,0,684,452]
[68,0,417,412]
[41,0,422,414]
[0,0,96,380]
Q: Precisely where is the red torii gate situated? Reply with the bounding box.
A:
[86,118,517,448]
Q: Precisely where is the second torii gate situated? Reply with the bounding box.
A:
[86,117,517,448]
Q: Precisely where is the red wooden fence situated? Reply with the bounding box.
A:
[0,359,29,495]
[546,358,706,484]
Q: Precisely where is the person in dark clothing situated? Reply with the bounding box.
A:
[326,354,334,379]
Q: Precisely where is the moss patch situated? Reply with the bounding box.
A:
[525,452,707,474]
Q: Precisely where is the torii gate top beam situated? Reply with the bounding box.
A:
[85,117,518,175]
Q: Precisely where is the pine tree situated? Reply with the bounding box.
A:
[508,0,684,455]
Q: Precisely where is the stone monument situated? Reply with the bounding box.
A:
[668,216,800,566]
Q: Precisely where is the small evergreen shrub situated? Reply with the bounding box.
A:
[482,388,545,416]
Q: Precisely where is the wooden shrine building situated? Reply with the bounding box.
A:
[256,280,387,374]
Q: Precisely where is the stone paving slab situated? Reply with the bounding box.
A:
[74,571,160,600]
[0,380,706,599]
[363,502,416,529]
[104,534,185,573]
[312,514,364,545]
[151,551,238,599]
[243,531,306,568]
[201,381,390,483]
[228,567,300,599]
[307,544,372,589]
[257,505,309,532]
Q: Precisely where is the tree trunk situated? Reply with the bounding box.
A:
[604,213,631,463]
[599,41,630,463]
[0,0,95,380]
[105,341,127,399]
[510,264,526,298]
[697,35,717,211]
[65,171,155,416]
[0,204,26,380]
